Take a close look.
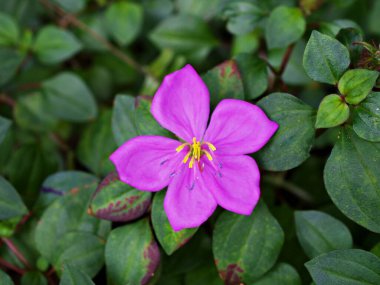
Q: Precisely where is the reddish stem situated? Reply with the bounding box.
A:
[0,257,26,275]
[1,238,31,269]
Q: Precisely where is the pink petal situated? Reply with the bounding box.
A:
[164,166,217,231]
[203,155,260,215]
[203,99,278,155]
[110,136,182,191]
[151,64,210,142]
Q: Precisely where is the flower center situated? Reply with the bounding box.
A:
[176,137,216,168]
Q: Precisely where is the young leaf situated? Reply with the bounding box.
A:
[105,219,160,285]
[60,264,95,285]
[295,210,353,258]
[20,272,47,285]
[324,126,380,233]
[0,176,27,220]
[338,69,379,104]
[303,30,350,84]
[255,93,316,171]
[33,26,82,64]
[265,6,306,49]
[353,92,380,142]
[315,94,349,128]
[152,191,197,255]
[0,116,11,144]
[235,54,268,100]
[306,249,380,285]
[105,1,143,46]
[213,201,284,284]
[90,172,151,222]
[0,12,19,46]
[202,60,244,106]
[42,72,97,122]
[255,263,301,285]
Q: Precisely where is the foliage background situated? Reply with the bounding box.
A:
[0,0,380,284]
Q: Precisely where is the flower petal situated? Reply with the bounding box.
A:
[203,155,260,215]
[203,99,278,155]
[164,166,217,231]
[110,136,182,191]
[151,64,210,142]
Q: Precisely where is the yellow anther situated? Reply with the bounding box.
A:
[204,142,216,151]
[203,150,213,161]
[176,143,189,152]
[189,156,195,168]
[183,151,191,163]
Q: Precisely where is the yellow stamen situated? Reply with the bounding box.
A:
[177,137,216,168]
[203,150,213,161]
[182,151,191,163]
[176,143,189,152]
[189,156,195,168]
[204,142,216,151]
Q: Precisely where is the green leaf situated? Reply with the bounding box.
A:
[294,210,353,259]
[222,2,266,35]
[149,15,217,61]
[77,110,116,176]
[0,48,24,86]
[0,176,27,220]
[353,92,380,142]
[90,172,151,222]
[184,259,222,285]
[235,54,268,99]
[33,26,82,64]
[35,175,110,277]
[324,126,380,233]
[0,270,14,285]
[303,30,350,84]
[52,0,86,13]
[60,264,95,285]
[338,69,379,105]
[105,219,160,285]
[0,12,19,46]
[105,1,143,46]
[21,272,47,285]
[265,6,305,49]
[213,201,284,283]
[177,0,220,20]
[0,216,22,237]
[0,116,11,144]
[112,95,170,146]
[255,263,301,285]
[152,191,197,255]
[202,60,244,106]
[14,93,57,132]
[42,72,97,122]
[305,249,380,285]
[255,93,316,171]
[315,94,349,128]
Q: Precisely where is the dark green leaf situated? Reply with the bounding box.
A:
[33,26,82,64]
[303,30,350,84]
[235,54,268,99]
[14,93,57,132]
[177,0,220,20]
[0,116,11,144]
[152,191,197,255]
[112,95,170,146]
[90,172,151,222]
[353,92,380,142]
[0,48,24,86]
[0,12,19,46]
[315,94,349,128]
[295,210,353,258]
[42,72,97,122]
[52,0,86,13]
[149,15,217,61]
[324,126,380,233]
[0,176,27,220]
[105,219,160,285]
[0,270,13,285]
[77,110,116,176]
[202,60,244,106]
[338,69,379,105]
[105,1,143,46]
[306,249,380,285]
[60,264,95,285]
[184,260,222,285]
[283,40,312,85]
[255,263,301,285]
[265,6,305,49]
[213,201,284,284]
[21,272,47,285]
[255,93,316,171]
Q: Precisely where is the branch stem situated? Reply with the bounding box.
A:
[0,257,26,275]
[1,238,31,269]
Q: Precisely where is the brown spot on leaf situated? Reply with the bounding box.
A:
[219,264,244,285]
[219,60,241,79]
[141,241,160,285]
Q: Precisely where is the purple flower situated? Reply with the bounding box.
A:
[110,65,278,231]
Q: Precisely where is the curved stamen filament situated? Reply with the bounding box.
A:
[176,137,217,168]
